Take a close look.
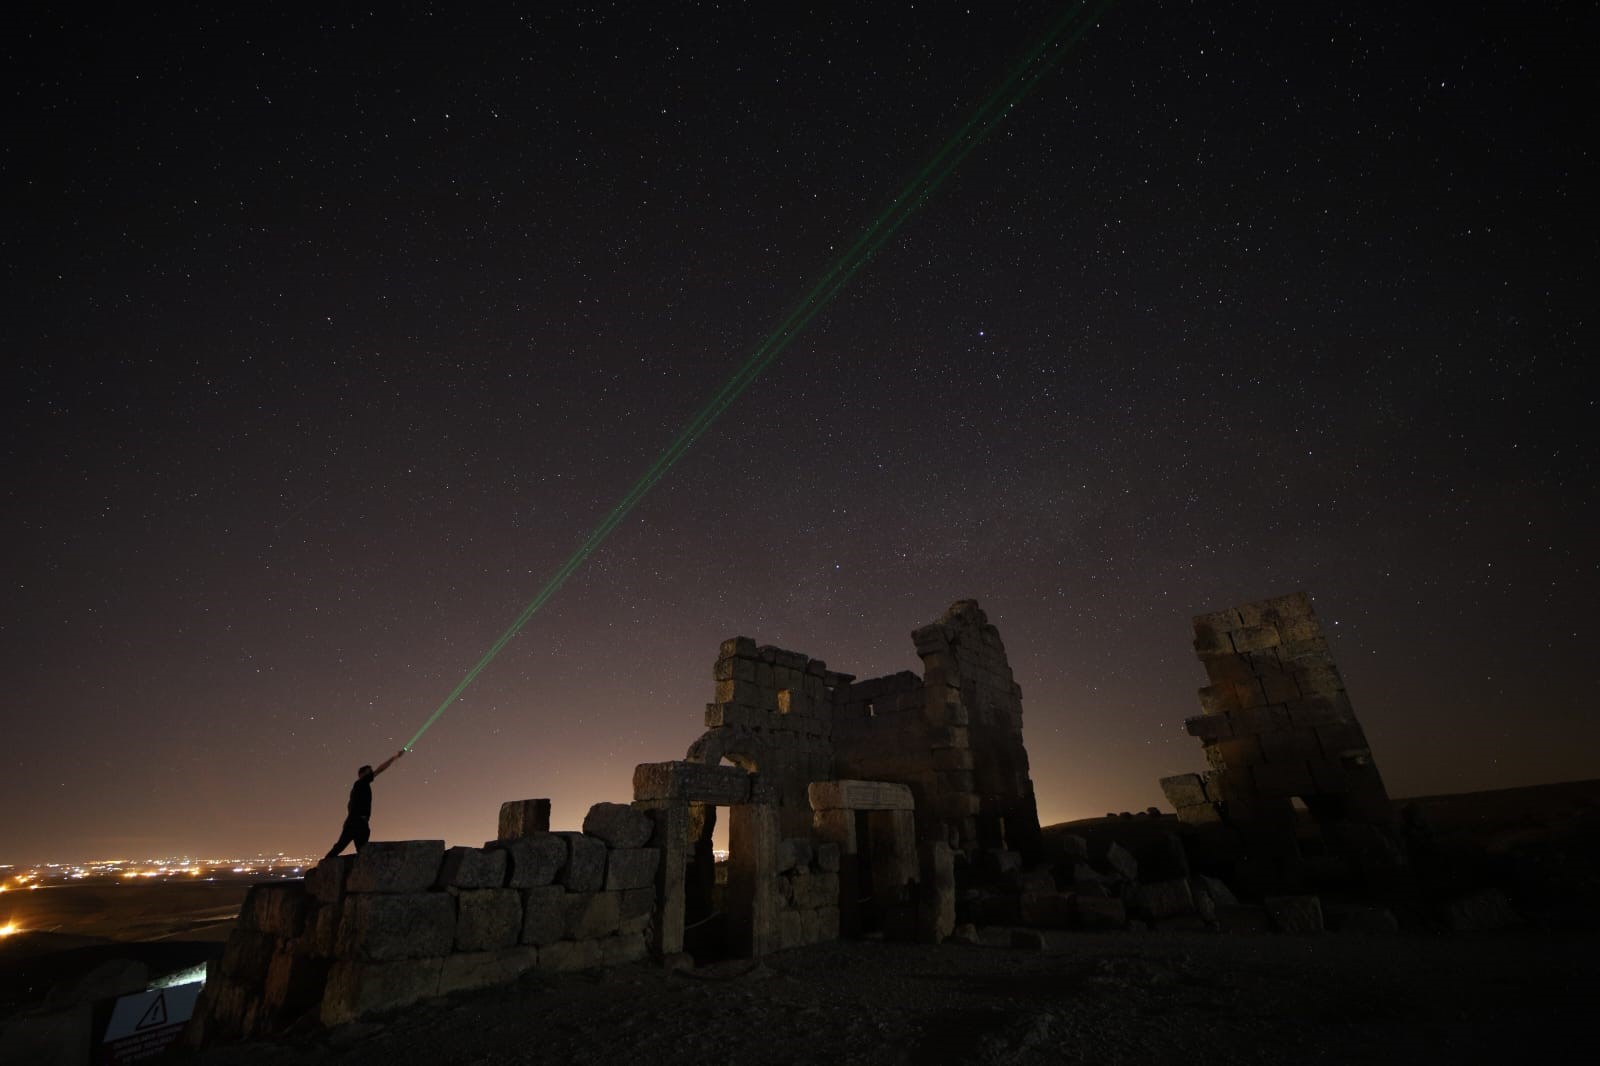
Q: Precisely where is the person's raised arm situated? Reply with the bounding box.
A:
[372,749,405,777]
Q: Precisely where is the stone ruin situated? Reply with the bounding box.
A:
[190,593,1406,1045]
[1159,591,1404,891]
[191,600,1041,1041]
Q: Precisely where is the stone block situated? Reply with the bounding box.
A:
[1265,895,1325,934]
[807,779,915,811]
[1074,896,1127,930]
[453,888,522,952]
[1011,928,1049,950]
[815,842,841,871]
[438,946,539,996]
[1442,887,1520,932]
[1229,704,1290,736]
[556,832,607,892]
[261,948,330,1025]
[219,930,276,983]
[537,938,601,973]
[1185,714,1234,741]
[1133,878,1195,920]
[976,893,1020,925]
[1205,736,1261,771]
[1196,684,1238,716]
[336,892,456,960]
[1285,697,1348,727]
[1315,721,1370,757]
[1325,904,1399,935]
[727,803,781,957]
[1251,760,1317,798]
[776,838,814,873]
[241,882,308,938]
[799,905,822,945]
[1019,891,1075,928]
[1279,636,1331,663]
[562,890,622,940]
[1191,611,1236,650]
[1103,842,1138,882]
[599,932,648,965]
[1052,834,1090,863]
[714,655,757,682]
[1175,802,1223,826]
[1069,862,1108,896]
[1190,875,1239,908]
[579,797,652,845]
[346,841,446,894]
[1229,624,1281,652]
[302,902,341,957]
[779,908,803,949]
[618,886,654,924]
[304,856,352,904]
[1159,773,1208,809]
[1258,727,1323,765]
[1215,904,1273,933]
[930,792,981,818]
[604,847,661,891]
[930,746,974,771]
[320,957,443,1026]
[497,798,551,840]
[1256,672,1302,704]
[436,846,507,889]
[714,678,760,707]
[1310,760,1352,794]
[792,870,840,910]
[1136,833,1190,881]
[936,769,976,793]
[704,702,757,728]
[720,636,757,660]
[520,886,566,946]
[495,833,568,888]
[633,761,751,804]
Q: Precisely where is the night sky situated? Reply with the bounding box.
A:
[6,2,1594,866]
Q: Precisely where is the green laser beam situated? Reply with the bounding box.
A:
[404,0,1114,752]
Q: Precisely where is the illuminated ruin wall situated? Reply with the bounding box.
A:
[194,600,1026,1041]
[1160,592,1400,883]
[685,599,1041,860]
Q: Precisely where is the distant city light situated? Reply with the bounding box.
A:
[0,922,19,937]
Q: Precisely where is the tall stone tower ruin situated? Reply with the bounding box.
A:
[1161,592,1400,885]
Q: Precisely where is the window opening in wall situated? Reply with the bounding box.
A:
[864,699,876,718]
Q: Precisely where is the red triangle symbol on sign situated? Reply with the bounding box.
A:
[136,991,168,1030]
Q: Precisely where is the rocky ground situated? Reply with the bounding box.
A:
[184,926,1598,1066]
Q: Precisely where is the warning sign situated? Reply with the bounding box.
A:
[99,981,202,1065]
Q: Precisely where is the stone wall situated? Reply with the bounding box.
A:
[193,600,1027,1041]
[683,600,1039,862]
[912,600,1040,861]
[192,804,660,1041]
[772,838,843,950]
[1160,592,1401,887]
[685,639,847,839]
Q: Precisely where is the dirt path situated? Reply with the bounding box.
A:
[189,928,1597,1066]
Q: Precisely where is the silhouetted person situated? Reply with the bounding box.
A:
[324,749,404,859]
